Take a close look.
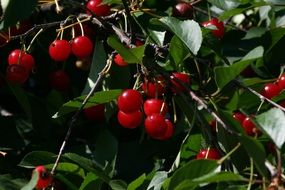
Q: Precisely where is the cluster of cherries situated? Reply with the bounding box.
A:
[260,73,285,100]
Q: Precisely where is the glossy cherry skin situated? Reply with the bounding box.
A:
[143,99,168,116]
[118,110,142,129]
[261,83,281,99]
[86,0,111,16]
[6,64,29,84]
[277,74,285,90]
[49,70,70,91]
[232,112,246,123]
[171,72,190,93]
[71,36,93,59]
[242,117,258,136]
[49,40,71,62]
[172,2,193,19]
[144,113,168,140]
[196,148,221,160]
[117,89,143,113]
[8,49,35,71]
[202,18,225,38]
[159,119,174,140]
[142,80,165,98]
[83,104,105,122]
[114,54,127,66]
[34,166,52,189]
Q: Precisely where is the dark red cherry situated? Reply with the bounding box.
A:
[143,99,168,116]
[49,70,70,91]
[83,104,105,122]
[118,110,142,129]
[171,72,190,93]
[261,83,281,99]
[144,113,168,140]
[6,64,29,84]
[114,54,127,66]
[71,36,93,59]
[49,40,71,62]
[196,148,221,160]
[86,0,111,16]
[202,18,225,38]
[159,119,174,140]
[8,49,35,71]
[242,117,259,136]
[232,112,246,123]
[172,2,193,19]
[277,74,285,90]
[142,79,165,98]
[34,166,52,190]
[117,89,143,113]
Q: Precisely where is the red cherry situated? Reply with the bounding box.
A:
[196,148,221,160]
[83,104,105,122]
[171,72,190,93]
[49,40,71,62]
[143,99,168,116]
[277,74,285,90]
[8,49,35,71]
[71,36,93,59]
[160,119,174,140]
[242,117,259,136]
[135,40,144,47]
[114,54,128,66]
[232,112,246,123]
[6,64,29,84]
[34,166,52,189]
[142,79,165,98]
[202,18,225,38]
[86,0,111,16]
[144,113,168,140]
[261,83,281,99]
[117,89,143,113]
[172,2,193,19]
[49,70,70,91]
[118,110,142,129]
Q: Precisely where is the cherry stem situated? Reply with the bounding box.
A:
[217,143,241,165]
[50,55,114,175]
[76,17,85,36]
[247,157,254,190]
[26,28,44,52]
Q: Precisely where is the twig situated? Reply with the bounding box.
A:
[121,0,135,43]
[50,56,113,175]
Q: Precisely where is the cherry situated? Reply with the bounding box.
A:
[83,104,105,122]
[261,83,281,99]
[118,110,142,129]
[86,0,111,16]
[209,120,216,132]
[117,89,143,113]
[142,79,165,98]
[6,64,29,84]
[8,49,35,71]
[196,148,221,160]
[171,72,190,93]
[71,36,93,59]
[49,70,70,91]
[277,74,285,90]
[242,117,259,136]
[33,166,52,189]
[144,113,168,140]
[49,40,71,62]
[202,18,225,38]
[172,2,193,19]
[232,111,246,123]
[143,99,168,116]
[114,54,128,66]
[160,119,174,140]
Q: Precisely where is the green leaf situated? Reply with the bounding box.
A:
[82,40,107,95]
[208,0,239,10]
[191,172,245,184]
[107,36,146,63]
[53,89,122,118]
[242,27,267,40]
[127,174,146,190]
[266,28,285,53]
[0,175,26,190]
[168,159,219,190]
[63,153,111,183]
[20,169,38,190]
[45,162,85,178]
[238,136,268,177]
[79,172,103,190]
[109,180,128,190]
[214,46,264,90]
[153,17,202,55]
[256,108,285,149]
[18,151,56,168]
[170,36,190,69]
[147,171,168,190]
[0,0,37,30]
